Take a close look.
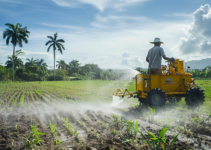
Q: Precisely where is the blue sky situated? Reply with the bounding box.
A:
[1,0,211,69]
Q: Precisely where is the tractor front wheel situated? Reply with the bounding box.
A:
[185,88,205,106]
[146,89,166,107]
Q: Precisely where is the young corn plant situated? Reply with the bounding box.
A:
[77,120,85,127]
[55,139,63,145]
[112,114,125,129]
[19,94,25,107]
[139,127,179,150]
[63,118,78,137]
[148,107,155,122]
[15,124,18,130]
[49,120,57,137]
[133,121,139,139]
[122,120,134,136]
[23,123,45,149]
[112,129,119,139]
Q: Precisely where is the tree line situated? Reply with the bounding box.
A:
[1,23,121,81]
[0,49,120,81]
[190,66,211,79]
[3,23,64,81]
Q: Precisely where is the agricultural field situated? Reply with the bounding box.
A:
[0,80,211,150]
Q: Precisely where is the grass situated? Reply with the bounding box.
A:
[0,79,210,111]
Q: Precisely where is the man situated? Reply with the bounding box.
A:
[146,38,174,74]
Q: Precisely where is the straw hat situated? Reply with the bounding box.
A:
[150,38,164,44]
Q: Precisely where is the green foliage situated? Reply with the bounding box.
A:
[63,118,78,137]
[191,66,211,79]
[112,114,125,128]
[148,106,155,121]
[55,139,62,145]
[23,123,45,149]
[19,94,25,106]
[133,121,139,139]
[49,120,57,137]
[139,127,179,150]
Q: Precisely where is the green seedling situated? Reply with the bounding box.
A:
[19,94,25,106]
[109,147,115,150]
[89,129,93,134]
[49,120,57,137]
[63,118,77,137]
[148,107,155,121]
[112,129,118,139]
[112,114,120,126]
[63,118,72,129]
[77,120,85,127]
[79,141,83,147]
[95,133,100,139]
[97,120,102,124]
[133,121,138,139]
[55,139,62,145]
[73,130,78,137]
[103,123,107,127]
[15,124,18,130]
[139,127,179,150]
[122,120,134,136]
[23,123,45,149]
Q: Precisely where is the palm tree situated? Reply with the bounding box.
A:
[5,49,25,69]
[3,23,29,81]
[36,58,48,70]
[45,33,65,81]
[56,60,67,70]
[25,57,37,68]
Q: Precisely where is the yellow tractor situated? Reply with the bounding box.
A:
[113,59,205,106]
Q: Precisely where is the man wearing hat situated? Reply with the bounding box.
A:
[146,38,174,74]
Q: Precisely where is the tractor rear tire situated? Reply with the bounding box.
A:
[146,89,166,107]
[185,88,205,106]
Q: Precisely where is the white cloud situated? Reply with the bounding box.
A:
[122,52,130,58]
[121,52,144,68]
[91,15,147,28]
[173,13,193,18]
[51,0,150,11]
[172,4,211,61]
[38,23,80,30]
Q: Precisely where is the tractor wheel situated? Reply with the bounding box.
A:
[185,88,205,106]
[146,89,166,107]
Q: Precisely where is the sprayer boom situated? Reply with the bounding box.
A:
[113,89,137,98]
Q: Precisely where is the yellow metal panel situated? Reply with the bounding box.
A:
[136,74,191,98]
[166,92,186,95]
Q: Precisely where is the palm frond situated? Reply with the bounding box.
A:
[3,29,13,39]
[53,33,58,41]
[56,39,65,43]
[5,23,15,29]
[47,44,53,52]
[47,36,53,40]
[57,43,65,50]
[6,35,11,45]
[56,43,63,54]
[45,40,53,46]
[17,37,23,47]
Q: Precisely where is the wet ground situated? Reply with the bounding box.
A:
[0,98,211,150]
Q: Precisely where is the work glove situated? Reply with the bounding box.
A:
[171,58,175,61]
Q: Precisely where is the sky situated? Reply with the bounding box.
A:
[0,0,211,69]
